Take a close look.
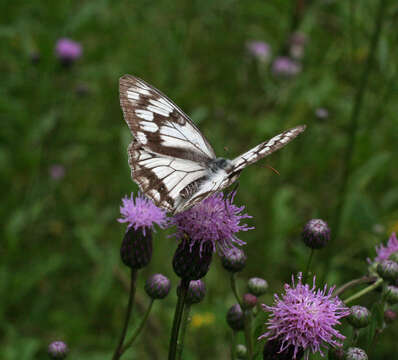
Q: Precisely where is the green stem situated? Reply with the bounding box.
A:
[230,273,243,308]
[112,269,137,360]
[120,299,154,355]
[176,303,191,360]
[168,279,190,360]
[230,331,237,360]
[344,278,383,305]
[303,249,314,284]
[243,310,253,360]
[333,276,377,297]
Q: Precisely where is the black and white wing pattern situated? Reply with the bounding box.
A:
[120,75,216,212]
[119,74,306,214]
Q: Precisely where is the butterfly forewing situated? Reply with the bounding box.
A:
[230,125,306,175]
[119,75,216,162]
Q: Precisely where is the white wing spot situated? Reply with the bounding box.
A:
[149,189,161,202]
[149,98,174,113]
[127,89,139,101]
[136,87,150,96]
[147,104,170,117]
[140,121,158,132]
[279,137,290,144]
[135,109,154,121]
[136,132,147,144]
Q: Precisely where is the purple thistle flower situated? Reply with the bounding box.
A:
[49,164,65,180]
[246,41,271,62]
[171,192,253,255]
[55,38,82,63]
[272,56,301,77]
[118,192,168,235]
[315,108,329,119]
[259,273,349,360]
[374,232,398,263]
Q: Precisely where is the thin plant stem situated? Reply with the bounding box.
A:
[112,268,138,360]
[333,276,377,297]
[303,249,314,284]
[120,299,154,355]
[176,303,191,360]
[243,310,253,360]
[230,331,237,360]
[333,0,388,241]
[344,278,383,305]
[168,279,190,360]
[230,273,243,307]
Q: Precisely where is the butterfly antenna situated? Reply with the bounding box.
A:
[266,164,280,175]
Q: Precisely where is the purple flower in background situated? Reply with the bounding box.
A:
[259,273,349,360]
[172,192,253,255]
[315,108,329,119]
[246,41,271,62]
[272,56,301,77]
[118,192,168,235]
[49,164,65,180]
[374,232,398,263]
[55,38,82,64]
[48,340,69,359]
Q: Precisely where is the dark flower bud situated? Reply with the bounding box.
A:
[384,285,398,304]
[247,277,268,296]
[226,304,244,331]
[172,239,213,280]
[177,280,206,304]
[145,274,171,299]
[48,341,69,359]
[301,219,330,249]
[346,306,371,329]
[263,339,304,360]
[377,260,398,282]
[242,293,257,309]
[221,248,247,273]
[384,309,397,324]
[328,347,345,360]
[345,347,368,360]
[120,227,152,269]
[236,344,247,359]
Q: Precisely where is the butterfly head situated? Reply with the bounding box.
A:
[210,157,234,173]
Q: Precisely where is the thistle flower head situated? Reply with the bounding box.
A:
[48,341,69,359]
[171,192,253,255]
[374,232,398,263]
[259,273,349,360]
[55,38,82,62]
[272,56,301,76]
[118,192,168,235]
[246,41,271,62]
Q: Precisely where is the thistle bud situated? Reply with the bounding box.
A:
[145,274,171,299]
[178,280,206,304]
[346,306,371,329]
[247,277,268,296]
[236,344,247,359]
[242,293,257,309]
[172,239,213,280]
[120,227,152,269]
[345,347,368,360]
[384,285,398,304]
[226,304,244,331]
[377,260,398,282]
[301,219,330,249]
[48,341,69,359]
[221,248,247,273]
[384,309,397,324]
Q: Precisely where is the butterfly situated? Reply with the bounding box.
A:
[119,75,306,214]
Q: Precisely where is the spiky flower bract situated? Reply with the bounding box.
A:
[118,192,168,235]
[374,232,398,263]
[259,273,349,360]
[171,192,253,255]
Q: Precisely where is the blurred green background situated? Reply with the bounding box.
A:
[2,0,398,359]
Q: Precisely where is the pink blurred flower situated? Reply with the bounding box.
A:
[374,232,398,263]
[272,56,301,77]
[246,41,271,62]
[49,164,65,180]
[55,38,82,64]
